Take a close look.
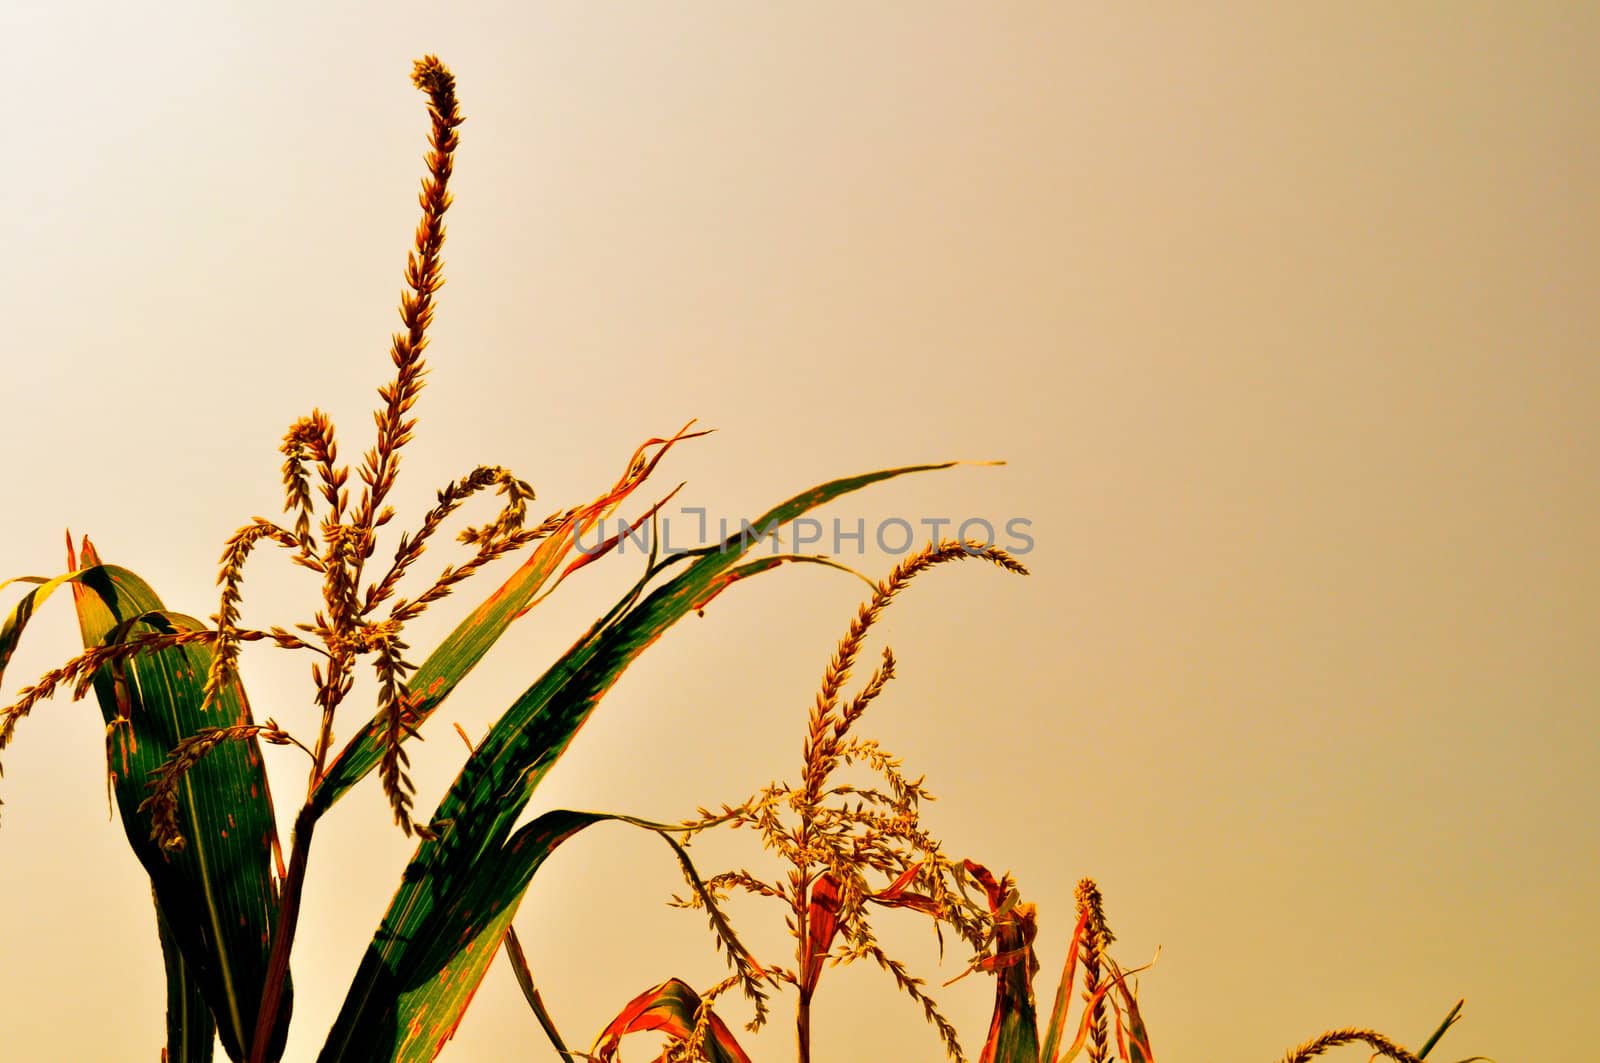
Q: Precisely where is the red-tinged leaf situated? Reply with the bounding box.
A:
[1048,954,1159,1063]
[67,538,290,1063]
[1052,975,1126,1063]
[310,425,705,818]
[968,860,1041,1063]
[556,483,685,584]
[591,978,752,1063]
[800,863,943,997]
[865,861,943,918]
[320,463,962,1060]
[803,873,844,995]
[875,861,925,897]
[1104,957,1155,1063]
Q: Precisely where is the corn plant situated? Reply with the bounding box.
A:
[635,540,1030,1063]
[0,55,1486,1063]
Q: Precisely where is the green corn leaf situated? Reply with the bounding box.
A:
[66,542,291,1063]
[3,556,279,1061]
[1416,999,1463,1059]
[157,893,217,1063]
[320,807,603,1062]
[319,808,746,1063]
[319,463,956,1061]
[499,924,569,1061]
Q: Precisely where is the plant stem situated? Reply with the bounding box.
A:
[249,805,317,1063]
[797,985,812,1063]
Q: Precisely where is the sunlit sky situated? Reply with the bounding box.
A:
[2,4,1595,1061]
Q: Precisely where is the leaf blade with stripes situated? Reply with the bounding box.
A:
[67,541,290,1062]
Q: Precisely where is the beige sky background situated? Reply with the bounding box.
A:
[2,4,1595,1061]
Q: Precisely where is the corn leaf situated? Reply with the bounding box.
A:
[318,808,739,1062]
[66,542,290,1063]
[499,924,569,1060]
[3,557,278,1061]
[969,861,1042,1063]
[1417,1000,1463,1059]
[1038,907,1091,1063]
[1,570,89,687]
[802,872,842,996]
[592,978,752,1063]
[157,894,217,1063]
[1104,958,1155,1063]
[319,463,957,1061]
[797,864,942,999]
[321,807,603,1062]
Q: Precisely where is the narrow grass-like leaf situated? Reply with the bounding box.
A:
[449,722,572,1061]
[1416,1000,1463,1059]
[500,925,569,1060]
[1038,907,1090,1063]
[320,463,958,1060]
[67,541,290,1062]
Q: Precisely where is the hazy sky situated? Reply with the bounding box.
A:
[2,4,1595,1061]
